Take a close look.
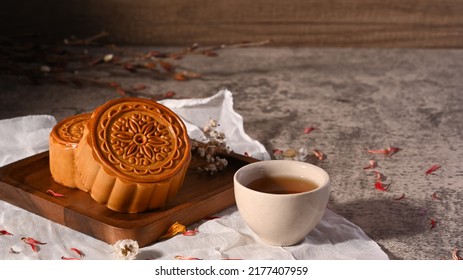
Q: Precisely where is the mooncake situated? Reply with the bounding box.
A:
[74,98,191,213]
[49,113,91,188]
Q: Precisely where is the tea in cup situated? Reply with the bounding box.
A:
[234,160,330,246]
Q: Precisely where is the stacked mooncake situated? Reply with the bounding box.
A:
[49,98,191,213]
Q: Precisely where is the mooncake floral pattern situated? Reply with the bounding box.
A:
[95,102,188,180]
[111,113,171,166]
[57,114,90,143]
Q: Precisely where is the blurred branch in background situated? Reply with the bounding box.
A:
[0,32,270,99]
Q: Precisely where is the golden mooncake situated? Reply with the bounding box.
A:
[74,98,191,213]
[49,113,91,188]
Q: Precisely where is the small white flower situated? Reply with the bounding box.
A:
[104,53,114,62]
[113,239,139,260]
[39,65,51,73]
[297,147,309,161]
[10,245,22,254]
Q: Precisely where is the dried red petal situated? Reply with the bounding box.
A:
[367,146,400,157]
[367,148,389,155]
[173,72,187,81]
[61,256,81,260]
[386,146,400,157]
[303,127,317,134]
[116,87,127,97]
[175,255,202,260]
[21,237,47,245]
[452,247,463,260]
[160,61,174,72]
[1,230,13,236]
[429,218,437,230]
[144,62,157,70]
[202,50,218,57]
[313,149,325,160]
[46,189,65,197]
[431,192,442,200]
[26,243,39,252]
[425,164,441,175]
[371,170,386,182]
[70,247,85,258]
[375,181,389,191]
[123,63,137,73]
[164,91,176,98]
[363,160,377,170]
[182,228,198,236]
[145,50,162,58]
[132,84,147,91]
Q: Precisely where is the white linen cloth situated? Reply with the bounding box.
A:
[0,89,388,260]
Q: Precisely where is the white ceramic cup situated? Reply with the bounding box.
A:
[234,160,330,246]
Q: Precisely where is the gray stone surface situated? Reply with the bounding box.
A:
[1,47,462,260]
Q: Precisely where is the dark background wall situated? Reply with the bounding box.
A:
[1,0,463,47]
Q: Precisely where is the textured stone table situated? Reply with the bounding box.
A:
[1,47,462,260]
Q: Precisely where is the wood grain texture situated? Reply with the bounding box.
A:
[0,151,256,246]
[1,0,463,48]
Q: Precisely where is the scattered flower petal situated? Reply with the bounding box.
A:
[375,181,390,191]
[367,146,400,157]
[24,242,39,252]
[385,146,400,157]
[21,237,46,252]
[182,228,199,236]
[46,189,65,197]
[70,247,85,258]
[393,193,406,200]
[61,256,81,260]
[113,239,139,260]
[313,149,325,160]
[272,149,284,158]
[21,237,46,245]
[363,160,377,170]
[131,84,146,91]
[431,192,442,200]
[371,170,386,182]
[303,127,318,134]
[1,229,13,236]
[175,255,202,260]
[429,218,437,230]
[164,91,176,98]
[159,222,187,240]
[452,247,463,260]
[425,164,441,175]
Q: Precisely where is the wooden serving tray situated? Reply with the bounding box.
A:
[0,151,256,247]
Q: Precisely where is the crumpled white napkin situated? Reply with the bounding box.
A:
[158,89,271,161]
[0,89,388,260]
[0,115,57,167]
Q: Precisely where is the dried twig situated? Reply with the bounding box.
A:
[0,33,271,98]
